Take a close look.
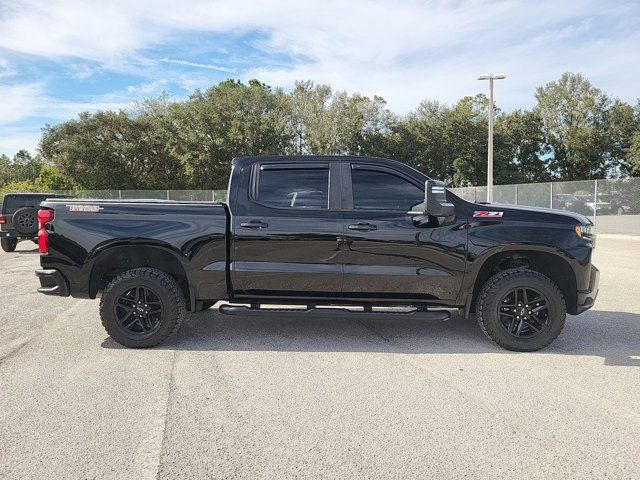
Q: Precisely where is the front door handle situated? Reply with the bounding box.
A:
[348,223,377,232]
[240,220,269,229]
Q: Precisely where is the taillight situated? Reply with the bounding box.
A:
[0,216,6,224]
[37,209,54,254]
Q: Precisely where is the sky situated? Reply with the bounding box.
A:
[1,0,639,157]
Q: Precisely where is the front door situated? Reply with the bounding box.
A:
[231,161,343,298]
[340,164,467,303]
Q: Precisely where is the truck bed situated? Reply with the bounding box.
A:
[39,198,230,304]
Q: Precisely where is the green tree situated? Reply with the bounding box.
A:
[165,79,292,189]
[628,130,640,176]
[391,95,489,186]
[0,154,11,185]
[11,150,43,182]
[24,74,640,192]
[37,165,72,190]
[495,109,551,183]
[607,99,640,176]
[535,72,615,180]
[288,81,394,156]
[40,110,185,189]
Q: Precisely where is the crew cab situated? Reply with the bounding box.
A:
[35,156,599,351]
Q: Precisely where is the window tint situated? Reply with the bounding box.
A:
[2,195,45,214]
[352,169,424,211]
[258,167,329,209]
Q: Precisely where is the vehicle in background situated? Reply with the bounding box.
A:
[551,194,589,215]
[1,193,70,252]
[575,195,614,215]
[35,156,599,352]
[609,197,635,215]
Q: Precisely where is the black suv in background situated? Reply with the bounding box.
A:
[1,193,70,252]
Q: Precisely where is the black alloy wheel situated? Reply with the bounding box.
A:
[100,268,185,348]
[475,268,566,351]
[115,286,164,335]
[497,287,549,338]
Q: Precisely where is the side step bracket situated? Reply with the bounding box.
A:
[218,304,451,321]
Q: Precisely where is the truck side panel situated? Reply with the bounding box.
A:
[40,201,229,301]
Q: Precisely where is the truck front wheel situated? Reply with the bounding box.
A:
[99,268,185,348]
[475,269,566,351]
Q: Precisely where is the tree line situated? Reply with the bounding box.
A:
[1,72,639,193]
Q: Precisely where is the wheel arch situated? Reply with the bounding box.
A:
[88,243,194,309]
[470,247,578,314]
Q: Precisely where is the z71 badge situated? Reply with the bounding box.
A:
[68,205,102,213]
[473,211,504,218]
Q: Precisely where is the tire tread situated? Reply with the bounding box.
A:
[476,268,566,352]
[99,267,185,348]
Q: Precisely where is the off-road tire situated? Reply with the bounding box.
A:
[12,207,38,235]
[99,268,185,348]
[1,238,18,252]
[475,268,566,352]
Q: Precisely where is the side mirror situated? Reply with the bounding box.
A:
[424,180,455,217]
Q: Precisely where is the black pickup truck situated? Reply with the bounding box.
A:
[35,156,599,351]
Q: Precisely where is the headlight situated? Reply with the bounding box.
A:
[575,224,592,238]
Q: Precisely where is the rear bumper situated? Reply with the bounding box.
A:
[35,269,70,297]
[576,265,599,314]
[1,230,35,240]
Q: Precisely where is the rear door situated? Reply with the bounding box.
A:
[1,195,42,232]
[230,161,343,298]
[340,163,467,302]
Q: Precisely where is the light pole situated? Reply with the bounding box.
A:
[477,73,506,203]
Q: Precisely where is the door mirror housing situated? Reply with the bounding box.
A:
[424,180,455,217]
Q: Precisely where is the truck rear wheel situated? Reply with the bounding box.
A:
[99,268,185,348]
[475,269,566,352]
[1,238,18,252]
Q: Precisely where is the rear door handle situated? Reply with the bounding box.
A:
[240,220,269,229]
[348,223,377,231]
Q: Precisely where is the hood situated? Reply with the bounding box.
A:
[477,203,591,225]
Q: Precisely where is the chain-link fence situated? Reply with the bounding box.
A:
[451,178,640,234]
[2,179,638,234]
[41,189,230,202]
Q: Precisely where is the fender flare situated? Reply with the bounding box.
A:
[87,240,194,307]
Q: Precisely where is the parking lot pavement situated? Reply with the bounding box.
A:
[1,236,639,479]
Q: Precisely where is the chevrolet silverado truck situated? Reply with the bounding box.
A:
[35,156,599,351]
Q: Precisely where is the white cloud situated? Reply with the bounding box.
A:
[0,0,639,115]
[0,58,16,78]
[0,127,42,156]
[124,80,169,97]
[0,79,165,154]
[66,63,102,80]
[159,58,233,72]
[0,83,46,123]
[0,80,162,126]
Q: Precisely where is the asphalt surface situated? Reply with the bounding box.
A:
[1,236,639,479]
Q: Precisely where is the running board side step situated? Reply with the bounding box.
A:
[218,304,451,321]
